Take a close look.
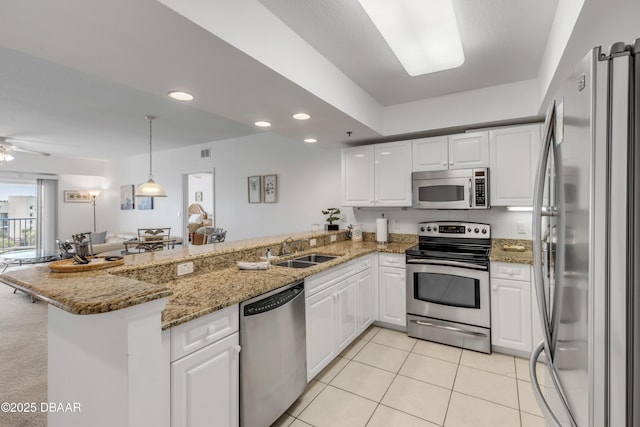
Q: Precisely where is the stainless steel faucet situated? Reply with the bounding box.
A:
[281,236,292,255]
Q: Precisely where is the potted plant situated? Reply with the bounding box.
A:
[322,208,341,231]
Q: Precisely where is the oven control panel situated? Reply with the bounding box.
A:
[418,222,490,238]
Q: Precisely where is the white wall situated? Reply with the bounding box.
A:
[99,133,341,241]
[347,207,532,240]
[58,174,106,239]
[383,79,540,135]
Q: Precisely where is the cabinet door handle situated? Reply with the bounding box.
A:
[233,345,241,353]
[492,285,498,291]
[442,161,447,166]
[450,161,454,165]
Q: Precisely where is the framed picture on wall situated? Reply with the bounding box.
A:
[120,185,135,210]
[63,190,91,203]
[263,174,278,203]
[137,196,153,210]
[248,176,261,203]
[195,191,203,202]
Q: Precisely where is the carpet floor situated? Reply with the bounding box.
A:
[0,283,47,427]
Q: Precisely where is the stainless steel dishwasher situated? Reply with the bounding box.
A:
[240,280,306,427]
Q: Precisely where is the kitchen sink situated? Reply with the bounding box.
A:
[274,260,317,268]
[274,254,339,268]
[293,254,338,263]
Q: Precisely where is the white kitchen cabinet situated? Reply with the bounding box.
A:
[170,306,240,427]
[412,132,489,172]
[448,131,490,169]
[341,145,374,206]
[378,253,406,328]
[490,262,532,355]
[342,141,412,207]
[305,255,373,380]
[489,124,541,206]
[355,267,376,333]
[171,332,240,427]
[412,136,448,171]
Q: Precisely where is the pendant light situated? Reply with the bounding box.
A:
[136,115,167,197]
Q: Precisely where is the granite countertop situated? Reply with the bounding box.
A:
[0,230,414,329]
[490,238,534,264]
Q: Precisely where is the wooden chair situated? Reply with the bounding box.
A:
[190,232,208,245]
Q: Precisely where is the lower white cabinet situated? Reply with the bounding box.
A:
[305,255,374,381]
[170,307,240,427]
[378,253,406,328]
[490,262,532,355]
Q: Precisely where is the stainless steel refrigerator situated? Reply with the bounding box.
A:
[530,39,640,426]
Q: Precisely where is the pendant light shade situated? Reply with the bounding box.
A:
[136,115,167,197]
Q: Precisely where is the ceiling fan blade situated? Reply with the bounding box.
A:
[0,137,51,156]
[8,145,51,156]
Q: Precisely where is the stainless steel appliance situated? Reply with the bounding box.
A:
[240,281,306,427]
[530,40,640,426]
[412,168,489,209]
[406,221,492,353]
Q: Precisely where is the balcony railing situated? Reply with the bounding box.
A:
[0,217,37,252]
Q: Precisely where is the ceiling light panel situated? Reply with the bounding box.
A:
[359,0,465,76]
[254,121,272,127]
[304,138,317,143]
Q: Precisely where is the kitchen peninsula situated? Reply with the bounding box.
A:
[0,230,415,427]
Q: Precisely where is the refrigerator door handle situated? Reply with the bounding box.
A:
[530,341,564,427]
[533,100,556,354]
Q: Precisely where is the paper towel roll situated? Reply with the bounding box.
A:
[376,218,388,243]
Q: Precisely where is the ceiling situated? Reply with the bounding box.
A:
[0,0,557,161]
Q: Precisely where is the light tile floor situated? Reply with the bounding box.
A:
[272,326,545,427]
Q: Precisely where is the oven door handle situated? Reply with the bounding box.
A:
[406,258,487,270]
[411,319,488,338]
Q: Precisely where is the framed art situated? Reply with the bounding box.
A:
[195,191,203,202]
[63,190,91,203]
[120,185,135,210]
[248,176,261,203]
[137,196,153,210]
[263,174,278,203]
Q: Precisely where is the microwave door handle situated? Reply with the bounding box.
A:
[469,178,472,208]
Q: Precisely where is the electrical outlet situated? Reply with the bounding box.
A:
[310,239,316,247]
[330,235,337,243]
[176,262,194,276]
[392,219,400,230]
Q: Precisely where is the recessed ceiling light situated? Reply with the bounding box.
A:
[304,138,317,143]
[293,113,311,120]
[254,121,272,128]
[359,0,465,76]
[168,91,194,101]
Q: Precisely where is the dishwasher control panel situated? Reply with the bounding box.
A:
[243,282,304,316]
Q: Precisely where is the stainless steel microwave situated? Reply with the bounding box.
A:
[412,168,489,209]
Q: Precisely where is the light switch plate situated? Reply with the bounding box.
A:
[517,221,527,234]
[310,239,316,247]
[330,235,337,242]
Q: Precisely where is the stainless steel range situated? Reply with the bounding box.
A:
[406,221,491,353]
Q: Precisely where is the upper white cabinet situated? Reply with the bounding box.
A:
[489,124,541,206]
[412,136,448,171]
[341,145,375,206]
[342,141,412,207]
[413,132,489,171]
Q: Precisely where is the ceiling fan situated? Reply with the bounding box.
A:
[0,136,51,163]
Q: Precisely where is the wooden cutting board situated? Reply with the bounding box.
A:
[48,256,125,272]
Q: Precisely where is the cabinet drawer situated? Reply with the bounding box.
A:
[171,305,239,362]
[491,262,531,281]
[305,259,357,297]
[378,253,405,268]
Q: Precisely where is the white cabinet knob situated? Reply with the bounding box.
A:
[233,345,241,353]
[442,161,447,166]
[449,161,454,165]
[492,286,497,291]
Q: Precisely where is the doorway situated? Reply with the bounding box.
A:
[182,169,214,245]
